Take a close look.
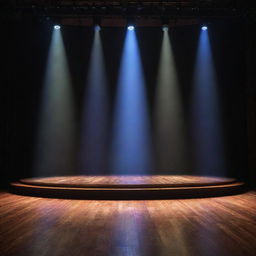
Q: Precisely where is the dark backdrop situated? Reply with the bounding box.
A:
[0,21,248,188]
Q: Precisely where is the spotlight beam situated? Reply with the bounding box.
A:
[34,28,76,176]
[79,29,109,173]
[111,29,152,174]
[154,29,189,171]
[191,28,226,175]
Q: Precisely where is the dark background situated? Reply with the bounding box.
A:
[1,20,252,189]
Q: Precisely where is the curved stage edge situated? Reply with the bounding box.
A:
[9,175,246,200]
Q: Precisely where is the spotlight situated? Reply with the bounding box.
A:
[128,25,135,31]
[54,25,61,30]
[94,25,101,32]
[162,24,169,32]
[201,26,208,31]
[93,16,101,32]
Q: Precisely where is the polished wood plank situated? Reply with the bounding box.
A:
[0,192,255,256]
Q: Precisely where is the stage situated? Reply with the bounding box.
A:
[10,175,245,199]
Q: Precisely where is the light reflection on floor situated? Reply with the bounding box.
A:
[0,192,255,256]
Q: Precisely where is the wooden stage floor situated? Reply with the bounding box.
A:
[0,191,255,256]
[10,175,245,199]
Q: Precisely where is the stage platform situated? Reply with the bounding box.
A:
[10,175,246,200]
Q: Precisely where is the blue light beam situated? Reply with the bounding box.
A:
[79,30,109,173]
[191,29,226,176]
[111,29,153,174]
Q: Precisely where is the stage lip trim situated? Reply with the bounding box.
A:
[19,175,236,188]
[9,175,247,200]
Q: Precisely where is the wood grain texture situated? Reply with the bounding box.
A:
[0,191,255,256]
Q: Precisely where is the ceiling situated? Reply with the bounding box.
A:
[0,1,253,26]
